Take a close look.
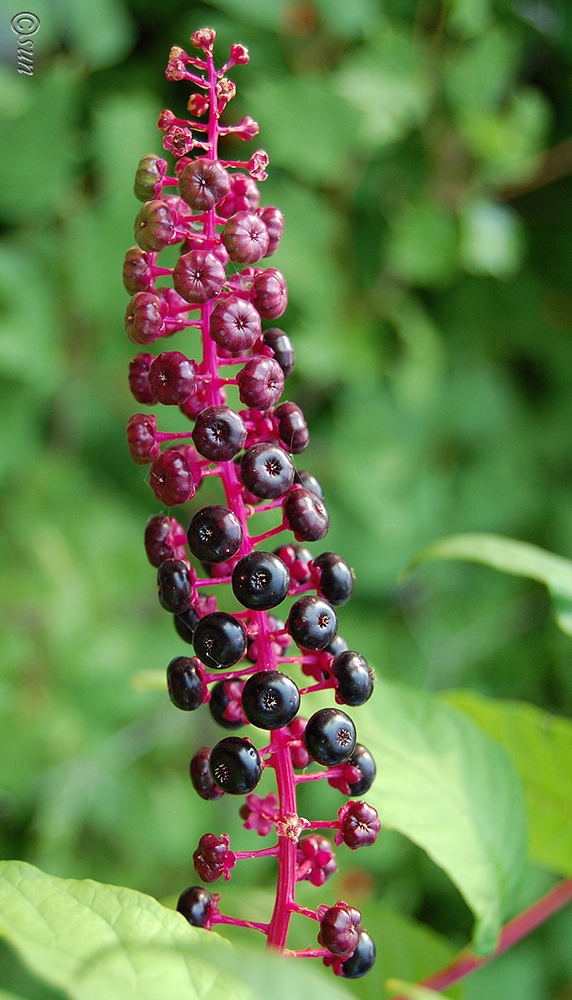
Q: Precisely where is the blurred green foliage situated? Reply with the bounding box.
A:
[1,0,572,996]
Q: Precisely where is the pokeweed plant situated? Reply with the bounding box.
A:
[124,26,379,979]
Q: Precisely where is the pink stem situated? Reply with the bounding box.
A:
[389,878,572,998]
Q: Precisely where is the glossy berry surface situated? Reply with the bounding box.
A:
[190,747,224,801]
[287,595,338,650]
[192,405,247,462]
[240,442,295,499]
[167,655,206,710]
[176,885,216,928]
[274,401,309,454]
[260,327,294,376]
[193,612,247,669]
[311,552,354,607]
[178,156,231,211]
[193,832,236,882]
[304,708,356,766]
[318,901,362,956]
[148,351,197,405]
[336,800,381,849]
[340,930,376,979]
[144,514,186,567]
[210,295,261,353]
[232,551,290,610]
[222,211,269,262]
[344,744,376,796]
[174,606,199,643]
[187,505,243,563]
[209,736,262,794]
[149,449,195,505]
[283,486,329,542]
[129,352,156,403]
[237,356,284,409]
[331,650,373,707]
[157,559,194,614]
[241,670,300,729]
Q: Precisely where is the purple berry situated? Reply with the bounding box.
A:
[258,206,284,256]
[217,171,260,217]
[149,449,196,505]
[178,157,231,211]
[193,832,236,882]
[336,800,381,849]
[148,351,197,405]
[240,443,295,499]
[123,247,154,294]
[144,514,186,566]
[172,249,226,304]
[294,469,323,497]
[129,352,157,405]
[192,405,247,462]
[318,901,362,957]
[190,747,224,801]
[237,356,284,409]
[125,292,166,345]
[210,295,262,353]
[274,401,309,454]
[283,486,329,542]
[126,413,160,465]
[222,211,270,263]
[251,268,287,319]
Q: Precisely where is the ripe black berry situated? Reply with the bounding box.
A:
[157,559,194,614]
[177,885,216,928]
[192,405,247,462]
[174,606,199,644]
[193,612,247,669]
[209,736,262,794]
[283,486,329,542]
[344,744,376,795]
[240,443,295,499]
[167,655,206,710]
[311,552,354,607]
[340,930,376,979]
[232,551,290,610]
[274,401,309,454]
[190,747,224,801]
[331,651,373,707]
[287,596,338,650]
[241,670,300,729]
[304,708,356,766]
[187,505,243,563]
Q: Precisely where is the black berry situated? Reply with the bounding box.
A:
[167,655,206,710]
[240,443,295,499]
[192,405,247,462]
[340,930,376,979]
[241,670,300,729]
[209,736,262,794]
[187,505,243,563]
[331,651,373,707]
[287,596,338,650]
[304,708,356,766]
[311,552,354,607]
[177,885,215,928]
[190,747,224,801]
[283,486,329,542]
[209,679,246,729]
[157,559,194,614]
[232,551,290,610]
[193,612,247,669]
[174,606,199,644]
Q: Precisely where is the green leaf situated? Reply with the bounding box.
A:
[0,989,29,1000]
[0,862,353,1000]
[386,981,447,1000]
[361,680,527,954]
[443,691,572,876]
[407,532,572,636]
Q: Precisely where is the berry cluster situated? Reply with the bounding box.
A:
[125,27,379,978]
